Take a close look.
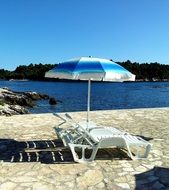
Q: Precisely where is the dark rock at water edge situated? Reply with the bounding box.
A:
[0,87,56,116]
[49,97,57,105]
[3,94,35,107]
[23,92,49,100]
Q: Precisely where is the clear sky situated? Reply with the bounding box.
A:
[0,0,169,71]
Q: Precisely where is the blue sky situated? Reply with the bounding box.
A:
[0,0,169,71]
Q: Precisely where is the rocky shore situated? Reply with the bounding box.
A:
[0,87,56,116]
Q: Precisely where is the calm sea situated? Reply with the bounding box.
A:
[0,80,169,113]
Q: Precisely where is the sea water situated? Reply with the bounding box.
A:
[0,80,169,113]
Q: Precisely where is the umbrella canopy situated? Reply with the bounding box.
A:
[45,57,135,82]
[45,57,135,125]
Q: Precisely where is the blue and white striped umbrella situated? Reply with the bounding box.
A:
[45,57,135,82]
[45,57,135,125]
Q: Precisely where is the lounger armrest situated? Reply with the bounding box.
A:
[136,136,152,145]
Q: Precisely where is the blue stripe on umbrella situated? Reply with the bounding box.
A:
[50,58,106,74]
[98,60,129,73]
[74,60,104,73]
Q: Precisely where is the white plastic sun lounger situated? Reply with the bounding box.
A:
[54,113,152,163]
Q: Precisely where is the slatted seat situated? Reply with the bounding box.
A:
[54,113,152,163]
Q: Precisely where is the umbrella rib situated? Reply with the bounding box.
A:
[71,58,81,78]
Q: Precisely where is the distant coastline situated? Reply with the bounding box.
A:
[1,60,169,82]
[3,78,169,83]
[9,79,29,81]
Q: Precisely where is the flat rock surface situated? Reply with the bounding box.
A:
[0,108,169,190]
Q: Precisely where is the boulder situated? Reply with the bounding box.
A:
[0,88,53,116]
[24,92,42,100]
[9,105,29,114]
[23,92,49,100]
[49,97,57,105]
[39,93,50,100]
[3,94,35,107]
[0,104,29,116]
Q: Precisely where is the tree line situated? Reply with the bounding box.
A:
[1,60,169,81]
[117,60,169,81]
[0,63,55,80]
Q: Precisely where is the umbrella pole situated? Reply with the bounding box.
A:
[87,79,91,124]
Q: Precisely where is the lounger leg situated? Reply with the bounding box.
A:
[124,142,136,160]
[68,143,98,163]
[140,144,152,158]
[124,142,152,160]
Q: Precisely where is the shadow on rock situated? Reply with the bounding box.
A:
[0,139,73,164]
[0,138,131,164]
[135,167,169,190]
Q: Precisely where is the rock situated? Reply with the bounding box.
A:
[96,182,105,188]
[2,87,9,90]
[0,181,17,189]
[24,92,41,100]
[10,176,37,183]
[49,97,57,105]
[0,88,53,116]
[76,170,103,188]
[0,103,29,115]
[24,92,49,100]
[1,89,46,106]
[135,166,147,172]
[32,183,53,190]
[39,94,49,100]
[3,93,34,107]
[9,105,29,114]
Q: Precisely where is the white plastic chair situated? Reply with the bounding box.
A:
[54,113,152,163]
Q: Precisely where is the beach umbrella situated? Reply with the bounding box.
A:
[45,57,135,126]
